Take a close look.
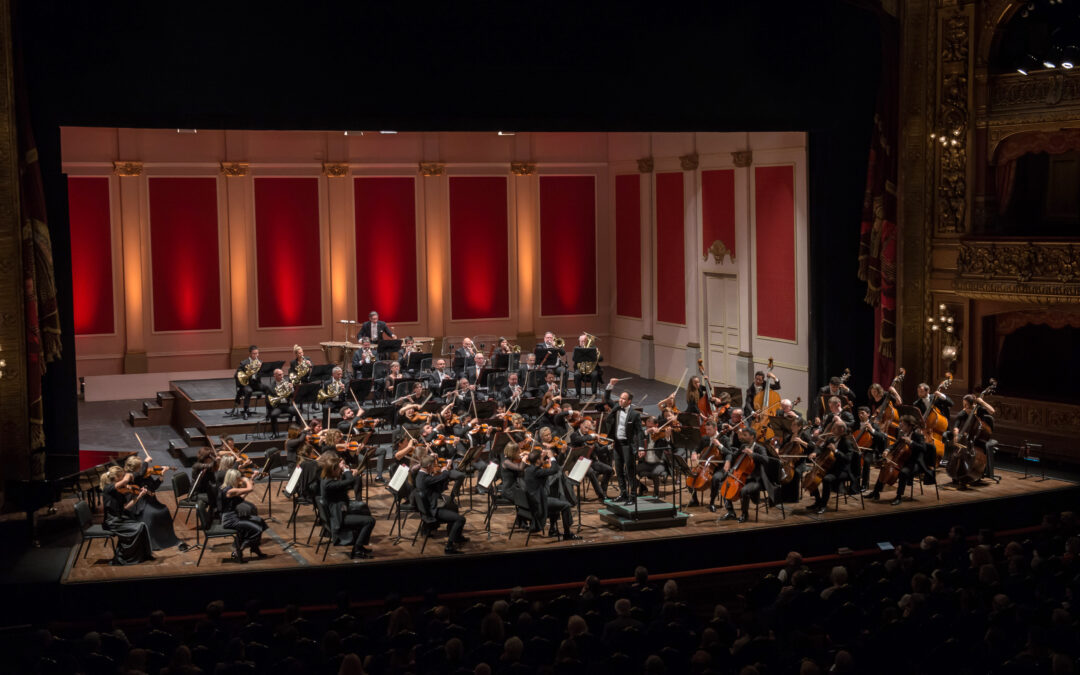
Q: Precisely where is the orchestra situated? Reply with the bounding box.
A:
[95,313,1005,569]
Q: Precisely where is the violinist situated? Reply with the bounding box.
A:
[721,427,776,523]
[637,416,671,498]
[420,423,466,507]
[123,456,182,550]
[317,452,375,558]
[744,369,780,417]
[805,419,857,514]
[539,401,572,436]
[499,440,526,496]
[602,377,644,504]
[219,436,254,474]
[100,466,154,565]
[215,453,237,487]
[524,447,581,540]
[817,396,855,434]
[719,409,745,446]
[267,368,299,438]
[867,414,928,505]
[415,454,469,555]
[321,429,344,457]
[284,424,307,469]
[813,376,854,422]
[691,420,730,512]
[190,446,220,507]
[570,418,614,500]
[219,468,269,562]
[336,405,362,436]
[351,337,377,378]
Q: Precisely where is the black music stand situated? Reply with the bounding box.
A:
[563,446,599,534]
[524,370,546,393]
[348,378,373,404]
[533,346,560,369]
[294,382,321,418]
[668,450,693,510]
[474,399,497,419]
[491,353,511,370]
[452,356,472,377]
[377,339,402,360]
[403,351,431,373]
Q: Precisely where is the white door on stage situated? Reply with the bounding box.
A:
[704,274,739,387]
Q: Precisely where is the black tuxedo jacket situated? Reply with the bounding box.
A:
[360,320,393,343]
[601,387,643,448]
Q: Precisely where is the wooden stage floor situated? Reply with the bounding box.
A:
[62,466,1076,584]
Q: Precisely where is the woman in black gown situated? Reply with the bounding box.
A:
[100,466,154,565]
[317,451,375,558]
[219,469,269,562]
[123,457,181,550]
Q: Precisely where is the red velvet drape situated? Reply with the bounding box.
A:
[754,165,797,341]
[355,177,420,323]
[614,174,642,318]
[540,176,596,316]
[449,177,510,320]
[655,172,685,325]
[702,169,736,259]
[68,177,114,335]
[255,178,322,327]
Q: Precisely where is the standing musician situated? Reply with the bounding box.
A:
[688,375,725,422]
[267,368,299,439]
[868,381,903,417]
[232,345,263,419]
[360,310,395,345]
[947,393,996,461]
[415,454,468,555]
[602,377,644,504]
[524,447,581,540]
[805,419,858,514]
[572,333,603,396]
[289,344,313,384]
[351,337,377,379]
[812,376,854,421]
[721,426,777,523]
[637,416,671,498]
[317,452,375,558]
[744,369,781,417]
[570,418,615,501]
[867,414,930,505]
[915,381,954,422]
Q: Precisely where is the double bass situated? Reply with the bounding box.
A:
[695,359,715,434]
[873,367,906,438]
[752,358,781,443]
[946,379,997,485]
[923,373,953,462]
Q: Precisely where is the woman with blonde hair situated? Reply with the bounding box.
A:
[219,469,268,562]
[99,466,154,565]
[122,456,181,550]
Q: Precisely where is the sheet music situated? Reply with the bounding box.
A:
[284,466,304,497]
[389,464,410,492]
[569,457,592,483]
[479,462,499,489]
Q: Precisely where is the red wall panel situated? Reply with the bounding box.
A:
[754,165,797,341]
[354,177,419,323]
[255,178,322,327]
[540,176,596,316]
[655,172,685,325]
[68,177,114,335]
[449,177,509,320]
[614,174,641,318]
[702,169,736,258]
[149,177,221,332]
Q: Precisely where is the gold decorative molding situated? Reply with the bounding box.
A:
[984,394,1080,442]
[418,162,445,177]
[731,151,752,168]
[934,5,973,235]
[322,162,348,178]
[219,162,249,178]
[953,240,1080,303]
[112,161,143,177]
[636,157,654,173]
[509,162,536,176]
[679,153,699,171]
[705,239,734,264]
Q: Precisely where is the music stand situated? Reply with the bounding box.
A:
[377,339,402,359]
[533,346,560,369]
[668,450,694,510]
[474,399,497,419]
[491,353,511,370]
[294,382,320,418]
[457,444,484,514]
[348,378,373,404]
[563,447,599,533]
[524,369,546,393]
[452,356,472,376]
[769,415,794,436]
[404,351,431,373]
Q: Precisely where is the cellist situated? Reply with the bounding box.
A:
[804,419,858,514]
[867,414,929,505]
[688,420,728,511]
[744,369,781,417]
[947,393,995,460]
[719,426,776,523]
[854,405,890,489]
[915,380,953,470]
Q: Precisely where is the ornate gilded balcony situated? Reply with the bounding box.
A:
[953,239,1080,303]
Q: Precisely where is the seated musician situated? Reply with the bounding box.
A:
[267,368,299,439]
[541,371,563,399]
[464,353,489,389]
[637,416,671,498]
[499,440,526,496]
[100,466,155,565]
[320,429,344,457]
[351,338,377,379]
[219,469,269,562]
[123,456,182,551]
[744,369,781,417]
[813,376,854,421]
[498,372,525,408]
[415,454,469,555]
[867,414,930,505]
[719,409,745,446]
[947,393,996,458]
[426,358,456,398]
[572,333,603,396]
[524,447,580,540]
[219,435,254,474]
[451,377,483,414]
[569,418,614,501]
[398,335,417,369]
[336,405,363,435]
[360,310,395,345]
[855,406,889,489]
[720,426,779,523]
[805,419,858,514]
[232,345,263,419]
[383,360,405,402]
[541,402,573,436]
[455,337,478,372]
[687,375,724,419]
[320,366,350,426]
[535,331,567,377]
[190,446,219,507]
[289,344,313,384]
[284,425,308,469]
[317,451,375,558]
[689,420,729,511]
[817,396,855,432]
[777,399,804,425]
[868,381,902,417]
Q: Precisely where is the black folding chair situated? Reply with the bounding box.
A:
[74,500,116,561]
[194,500,239,566]
[506,487,541,547]
[410,490,440,554]
[170,472,198,524]
[314,496,368,560]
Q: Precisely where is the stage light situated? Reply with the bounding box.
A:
[344,131,365,136]
[176,129,198,134]
[379,130,398,134]
[1017,66,1029,75]
[497,131,516,136]
[1044,60,1057,68]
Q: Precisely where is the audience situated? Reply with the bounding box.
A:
[15,510,1080,674]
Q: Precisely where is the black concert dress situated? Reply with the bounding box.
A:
[101,484,154,565]
[130,474,181,550]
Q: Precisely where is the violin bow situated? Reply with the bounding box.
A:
[134,432,153,463]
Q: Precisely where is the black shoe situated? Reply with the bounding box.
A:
[351,549,371,559]
[708,504,718,513]
[624,496,636,505]
[721,512,737,521]
[737,514,749,523]
[455,536,471,544]
[250,548,269,559]
[444,546,464,555]
[868,491,880,501]
[890,497,903,506]
[242,409,251,419]
[563,533,582,541]
[178,543,190,552]
[375,475,385,483]
[813,505,827,515]
[688,496,700,507]
[231,548,246,564]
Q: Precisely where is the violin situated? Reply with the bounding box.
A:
[405,408,433,423]
[470,423,495,434]
[144,464,178,477]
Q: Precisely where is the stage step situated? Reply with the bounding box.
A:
[598,496,689,531]
[128,409,151,427]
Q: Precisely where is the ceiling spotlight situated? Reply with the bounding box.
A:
[379,130,398,135]
[497,131,516,136]
[343,131,365,136]
[1044,60,1057,68]
[176,129,198,134]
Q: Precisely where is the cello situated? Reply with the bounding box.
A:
[752,358,781,443]
[946,379,997,486]
[695,359,714,434]
[922,373,953,462]
[800,432,838,493]
[876,432,914,487]
[719,437,756,503]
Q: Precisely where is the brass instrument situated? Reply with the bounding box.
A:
[578,332,600,375]
[317,378,345,403]
[237,358,261,386]
[269,379,294,406]
[511,344,521,354]
[289,357,312,385]
[553,336,565,349]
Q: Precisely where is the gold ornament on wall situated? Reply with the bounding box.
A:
[112,161,143,177]
[419,162,445,177]
[510,162,536,176]
[704,239,734,264]
[322,163,348,178]
[679,153,699,171]
[220,162,249,178]
[637,157,654,173]
[731,151,752,168]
